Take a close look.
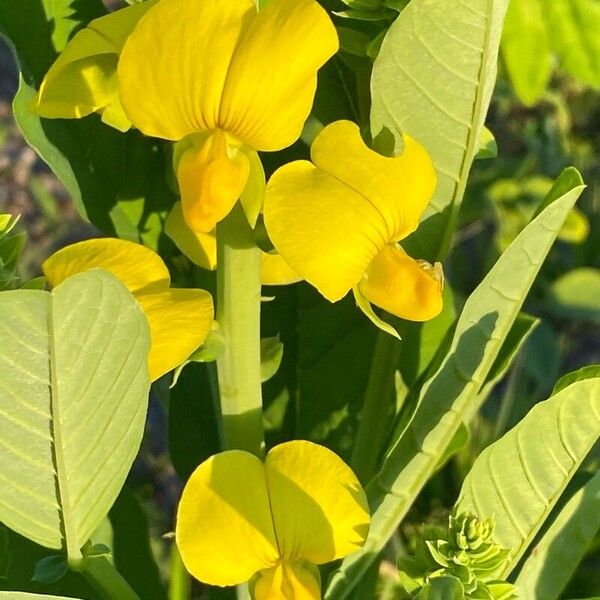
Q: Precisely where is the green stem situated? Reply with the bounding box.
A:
[169,543,191,600]
[215,203,265,457]
[80,555,140,600]
[351,331,401,483]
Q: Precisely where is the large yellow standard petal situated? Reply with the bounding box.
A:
[176,451,280,587]
[265,441,370,565]
[118,0,255,140]
[253,562,321,600]
[357,244,443,322]
[33,1,155,131]
[219,0,338,151]
[136,289,214,381]
[264,160,387,302]
[177,131,250,233]
[42,238,170,293]
[309,121,437,241]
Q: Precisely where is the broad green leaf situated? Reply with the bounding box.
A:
[515,470,600,600]
[371,0,509,261]
[0,0,105,86]
[543,0,600,87]
[13,79,175,246]
[0,270,150,562]
[501,0,552,105]
[325,168,585,600]
[554,365,600,395]
[416,576,466,600]
[297,288,377,461]
[456,378,600,578]
[546,268,600,324]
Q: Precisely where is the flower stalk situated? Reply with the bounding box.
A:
[215,202,265,458]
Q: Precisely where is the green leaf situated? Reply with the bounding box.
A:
[297,289,377,461]
[501,0,552,105]
[260,336,284,383]
[0,0,106,86]
[0,270,151,563]
[325,168,585,600]
[370,0,509,261]
[168,363,221,481]
[515,470,600,600]
[456,378,600,578]
[31,556,68,585]
[543,0,600,87]
[13,78,175,246]
[475,126,498,159]
[108,487,167,600]
[416,576,466,600]
[546,268,600,324]
[553,365,600,395]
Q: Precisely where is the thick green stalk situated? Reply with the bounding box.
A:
[351,331,401,483]
[215,203,265,457]
[80,555,140,600]
[169,544,191,600]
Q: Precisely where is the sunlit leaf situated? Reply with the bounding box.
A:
[0,270,150,562]
[515,470,600,600]
[325,168,585,600]
[371,0,509,261]
[456,378,600,579]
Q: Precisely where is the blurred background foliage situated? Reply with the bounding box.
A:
[0,0,599,598]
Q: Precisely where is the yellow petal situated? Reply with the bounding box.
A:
[136,289,214,381]
[42,238,170,293]
[310,120,437,241]
[33,1,155,131]
[261,252,302,286]
[118,0,255,140]
[358,244,443,322]
[265,441,370,564]
[165,202,217,270]
[264,160,386,302]
[219,0,338,151]
[240,150,266,229]
[177,130,250,233]
[253,562,321,600]
[176,450,279,587]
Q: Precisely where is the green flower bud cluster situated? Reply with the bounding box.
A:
[398,513,518,599]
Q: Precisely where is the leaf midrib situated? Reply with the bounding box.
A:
[48,292,80,562]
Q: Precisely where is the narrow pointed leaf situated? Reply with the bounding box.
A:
[0,270,150,561]
[457,379,600,581]
[371,0,509,261]
[325,169,584,600]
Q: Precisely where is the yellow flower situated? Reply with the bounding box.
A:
[32,1,157,131]
[263,120,444,332]
[176,440,370,599]
[165,201,301,285]
[118,0,338,234]
[34,0,337,234]
[43,238,214,381]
